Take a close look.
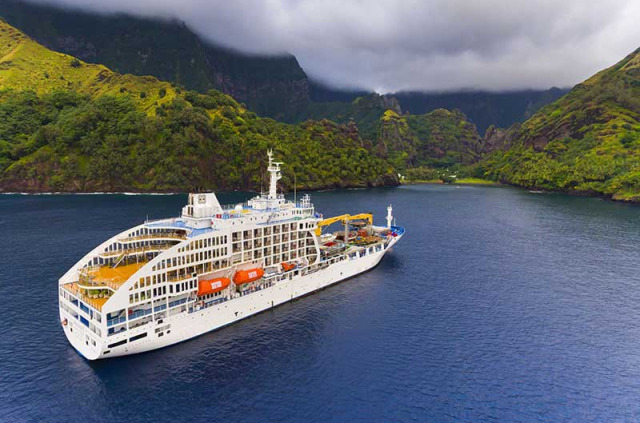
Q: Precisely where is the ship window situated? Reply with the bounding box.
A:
[107,339,127,348]
[130,333,147,342]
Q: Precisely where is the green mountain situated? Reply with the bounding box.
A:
[0,0,310,120]
[287,93,486,175]
[0,0,566,132]
[393,88,568,135]
[291,87,567,135]
[484,48,640,201]
[288,94,402,142]
[376,109,483,174]
[288,89,564,153]
[0,21,397,192]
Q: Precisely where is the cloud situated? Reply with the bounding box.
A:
[26,0,640,92]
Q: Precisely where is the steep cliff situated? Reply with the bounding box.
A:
[484,48,640,201]
[394,88,568,134]
[0,0,311,119]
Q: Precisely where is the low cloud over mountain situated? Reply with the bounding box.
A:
[24,0,640,92]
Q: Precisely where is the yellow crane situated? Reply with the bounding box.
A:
[315,213,373,237]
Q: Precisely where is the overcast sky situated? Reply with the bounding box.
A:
[29,0,640,93]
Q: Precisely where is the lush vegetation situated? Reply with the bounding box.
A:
[376,109,484,179]
[483,48,640,201]
[0,89,397,192]
[8,13,639,201]
[0,0,309,119]
[0,21,396,192]
[0,20,179,112]
[287,94,399,142]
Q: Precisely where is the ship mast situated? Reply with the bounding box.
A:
[267,150,282,203]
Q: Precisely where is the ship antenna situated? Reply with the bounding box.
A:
[294,169,297,205]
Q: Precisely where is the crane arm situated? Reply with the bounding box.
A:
[347,213,373,225]
[314,213,373,236]
[315,214,351,236]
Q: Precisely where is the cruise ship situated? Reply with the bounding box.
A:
[59,151,404,359]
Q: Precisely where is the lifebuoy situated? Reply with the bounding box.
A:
[62,318,68,326]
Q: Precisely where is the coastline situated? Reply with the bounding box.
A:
[402,179,640,204]
[4,182,639,206]
[402,178,501,186]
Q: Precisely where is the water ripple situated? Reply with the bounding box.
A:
[2,188,640,422]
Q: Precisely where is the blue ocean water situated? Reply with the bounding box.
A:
[2,185,640,423]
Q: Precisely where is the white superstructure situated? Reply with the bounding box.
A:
[58,151,404,360]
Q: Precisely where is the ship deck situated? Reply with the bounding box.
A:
[64,262,147,311]
[65,282,108,310]
[87,262,146,286]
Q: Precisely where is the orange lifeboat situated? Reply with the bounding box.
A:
[197,277,230,296]
[233,268,264,285]
[281,262,296,272]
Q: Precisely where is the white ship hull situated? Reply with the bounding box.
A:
[59,152,404,360]
[60,238,399,360]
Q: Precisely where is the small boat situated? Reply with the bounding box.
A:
[197,278,230,296]
[233,268,264,285]
[281,262,296,272]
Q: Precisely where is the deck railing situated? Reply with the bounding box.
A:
[77,275,121,291]
[107,316,127,327]
[62,283,110,311]
[118,232,187,243]
[99,243,174,258]
[166,273,194,283]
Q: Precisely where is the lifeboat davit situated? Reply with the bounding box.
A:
[197,277,230,296]
[233,268,264,285]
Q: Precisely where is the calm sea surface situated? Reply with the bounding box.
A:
[1,185,640,422]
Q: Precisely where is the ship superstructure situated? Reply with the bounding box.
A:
[59,151,404,359]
